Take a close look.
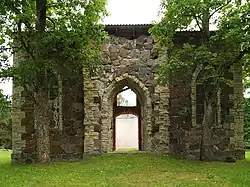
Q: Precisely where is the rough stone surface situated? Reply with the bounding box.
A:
[84,35,170,154]
[12,26,245,163]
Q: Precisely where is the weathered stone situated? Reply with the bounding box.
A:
[136,35,148,44]
[147,36,154,43]
[101,44,109,53]
[141,50,151,60]
[94,139,101,148]
[94,124,102,132]
[118,37,128,45]
[109,45,120,60]
[12,25,244,164]
[189,143,200,150]
[213,128,227,137]
[113,60,120,66]
[124,42,134,50]
[131,49,140,58]
[120,48,131,58]
[116,64,127,75]
[121,59,132,67]
[225,156,236,163]
[217,138,229,150]
[136,43,144,50]
[144,42,154,50]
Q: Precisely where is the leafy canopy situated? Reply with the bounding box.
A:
[151,0,250,85]
[0,0,108,91]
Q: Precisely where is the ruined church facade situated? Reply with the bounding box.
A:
[12,25,245,163]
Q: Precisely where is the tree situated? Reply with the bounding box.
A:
[0,90,12,150]
[0,0,107,162]
[117,94,127,106]
[151,0,250,160]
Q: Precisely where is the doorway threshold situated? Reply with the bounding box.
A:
[108,150,146,154]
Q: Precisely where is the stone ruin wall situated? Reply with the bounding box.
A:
[11,28,244,163]
[12,59,85,163]
[169,64,244,160]
[83,35,170,154]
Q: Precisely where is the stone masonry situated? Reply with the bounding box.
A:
[12,24,245,163]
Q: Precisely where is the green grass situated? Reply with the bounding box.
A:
[246,150,250,161]
[0,151,250,187]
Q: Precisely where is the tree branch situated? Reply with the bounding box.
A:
[209,0,232,19]
[193,64,203,82]
[46,16,55,30]
[36,0,47,33]
[184,6,203,31]
[226,48,250,69]
[17,22,36,61]
[3,0,21,15]
[193,13,202,31]
[186,6,202,30]
[0,47,12,53]
[3,0,32,29]
[23,84,36,103]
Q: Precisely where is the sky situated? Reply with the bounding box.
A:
[104,0,161,24]
[118,89,137,106]
[0,0,162,97]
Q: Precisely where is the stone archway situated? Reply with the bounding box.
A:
[100,74,152,153]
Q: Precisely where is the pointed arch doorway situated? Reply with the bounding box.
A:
[113,86,142,151]
[98,74,152,153]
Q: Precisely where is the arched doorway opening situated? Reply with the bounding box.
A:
[113,87,141,151]
[99,74,152,153]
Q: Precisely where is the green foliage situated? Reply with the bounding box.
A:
[117,93,128,106]
[0,0,108,162]
[151,0,250,160]
[0,0,108,91]
[0,90,11,149]
[216,2,250,77]
[151,0,250,85]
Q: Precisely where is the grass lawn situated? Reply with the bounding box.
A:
[0,151,250,187]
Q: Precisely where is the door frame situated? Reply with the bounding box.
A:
[112,96,142,151]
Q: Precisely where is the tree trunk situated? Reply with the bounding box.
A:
[202,7,210,45]
[199,5,213,161]
[34,87,51,163]
[36,0,47,33]
[200,94,215,161]
[34,0,50,163]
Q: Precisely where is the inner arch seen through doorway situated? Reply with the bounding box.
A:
[113,86,141,151]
